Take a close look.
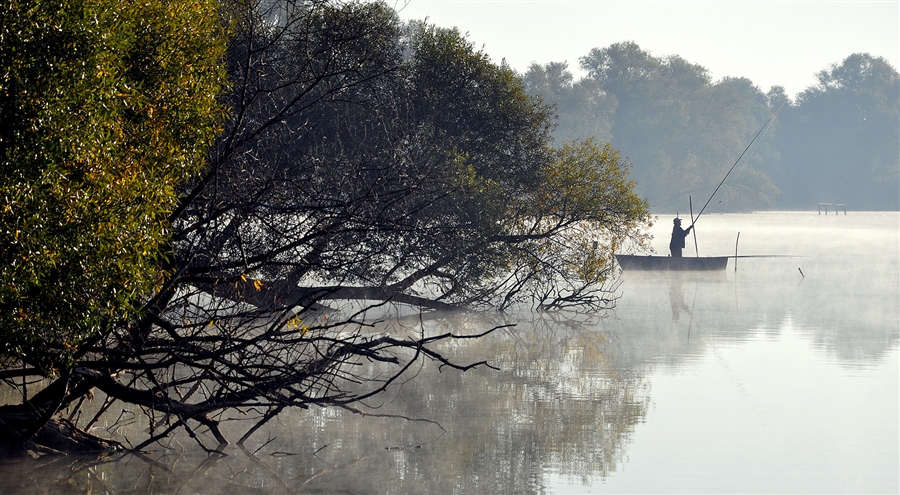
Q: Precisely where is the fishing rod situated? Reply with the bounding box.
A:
[689,196,699,257]
[692,100,787,225]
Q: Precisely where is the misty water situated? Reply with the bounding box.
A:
[1,211,897,494]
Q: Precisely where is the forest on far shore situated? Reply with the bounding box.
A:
[521,42,899,211]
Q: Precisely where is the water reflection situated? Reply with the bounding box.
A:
[0,314,651,494]
[263,316,654,494]
[668,278,687,321]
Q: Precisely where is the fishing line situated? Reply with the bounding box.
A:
[686,278,699,343]
[693,100,787,223]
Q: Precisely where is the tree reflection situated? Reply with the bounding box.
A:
[0,314,649,494]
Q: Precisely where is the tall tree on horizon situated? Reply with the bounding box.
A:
[578,41,779,211]
[522,61,616,145]
[770,53,899,210]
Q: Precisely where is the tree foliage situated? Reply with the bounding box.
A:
[769,53,899,209]
[522,62,616,144]
[577,42,779,211]
[0,0,649,454]
[0,0,227,371]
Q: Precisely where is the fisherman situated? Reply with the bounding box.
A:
[669,218,693,258]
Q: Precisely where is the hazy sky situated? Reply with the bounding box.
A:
[394,1,899,99]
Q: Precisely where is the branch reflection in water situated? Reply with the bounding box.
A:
[0,313,648,494]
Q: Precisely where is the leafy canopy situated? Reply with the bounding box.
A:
[0,0,228,371]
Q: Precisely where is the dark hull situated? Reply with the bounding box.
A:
[615,254,728,271]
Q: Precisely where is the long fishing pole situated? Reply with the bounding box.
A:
[693,100,787,224]
[689,196,698,257]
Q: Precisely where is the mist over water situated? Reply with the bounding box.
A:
[587,211,899,493]
[1,212,897,494]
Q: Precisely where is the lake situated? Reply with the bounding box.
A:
[1,211,897,494]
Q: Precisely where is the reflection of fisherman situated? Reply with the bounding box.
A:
[668,280,689,322]
[669,218,693,258]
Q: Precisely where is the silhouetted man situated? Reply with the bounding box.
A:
[669,218,693,258]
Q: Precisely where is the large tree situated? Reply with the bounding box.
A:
[0,0,227,450]
[0,0,649,454]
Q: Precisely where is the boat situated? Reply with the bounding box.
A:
[613,105,787,274]
[615,254,728,271]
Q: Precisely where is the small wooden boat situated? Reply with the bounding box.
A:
[615,254,728,271]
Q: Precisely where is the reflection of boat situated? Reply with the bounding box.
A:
[616,254,728,271]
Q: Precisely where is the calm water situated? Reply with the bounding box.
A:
[1,212,897,494]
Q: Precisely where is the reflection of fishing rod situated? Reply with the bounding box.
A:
[692,101,787,225]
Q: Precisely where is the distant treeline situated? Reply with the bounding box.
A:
[521,42,899,211]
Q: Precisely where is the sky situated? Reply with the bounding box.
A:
[393,1,900,99]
